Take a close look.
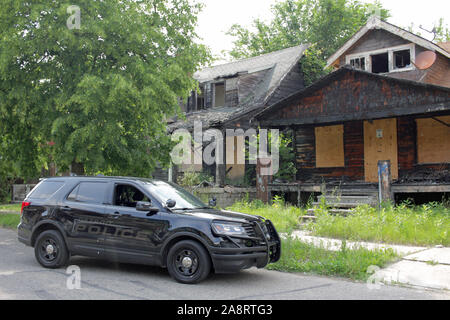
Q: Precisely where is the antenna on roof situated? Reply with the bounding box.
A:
[419,25,437,41]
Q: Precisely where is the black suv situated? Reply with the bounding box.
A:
[18,176,280,284]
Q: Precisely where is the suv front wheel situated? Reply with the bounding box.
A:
[167,240,211,284]
[35,230,69,269]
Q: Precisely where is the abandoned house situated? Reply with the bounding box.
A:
[166,44,309,185]
[253,17,450,205]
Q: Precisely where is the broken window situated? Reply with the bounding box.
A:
[350,57,366,71]
[371,52,389,74]
[214,82,225,108]
[393,49,411,69]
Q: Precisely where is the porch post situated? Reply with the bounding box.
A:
[378,160,394,204]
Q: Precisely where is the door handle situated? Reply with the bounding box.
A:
[111,212,120,219]
[61,206,72,212]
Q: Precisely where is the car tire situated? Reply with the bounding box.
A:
[167,240,211,284]
[34,230,69,269]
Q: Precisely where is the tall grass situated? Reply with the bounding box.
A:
[0,213,20,229]
[227,196,306,232]
[267,235,398,280]
[0,203,21,212]
[306,202,450,246]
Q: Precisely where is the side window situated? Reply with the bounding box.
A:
[67,182,108,204]
[114,184,150,208]
[67,185,79,201]
[28,181,65,200]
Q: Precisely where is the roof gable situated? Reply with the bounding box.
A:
[195,45,309,104]
[326,16,450,68]
[255,67,450,126]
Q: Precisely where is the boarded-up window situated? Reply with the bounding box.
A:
[416,116,450,164]
[315,125,345,168]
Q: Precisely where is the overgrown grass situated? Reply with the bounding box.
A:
[0,213,20,229]
[229,198,450,246]
[306,202,450,246]
[227,196,305,233]
[267,235,398,281]
[0,203,21,212]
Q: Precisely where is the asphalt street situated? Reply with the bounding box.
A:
[0,228,448,300]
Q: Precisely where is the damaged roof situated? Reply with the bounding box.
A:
[326,16,450,68]
[169,44,309,132]
[253,65,450,124]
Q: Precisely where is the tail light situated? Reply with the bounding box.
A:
[21,202,31,214]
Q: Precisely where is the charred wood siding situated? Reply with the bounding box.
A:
[238,69,271,105]
[267,64,305,106]
[260,71,450,126]
[294,116,449,183]
[294,122,364,182]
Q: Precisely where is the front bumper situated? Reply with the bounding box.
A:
[209,219,281,274]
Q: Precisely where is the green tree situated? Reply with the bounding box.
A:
[226,0,389,85]
[0,0,210,178]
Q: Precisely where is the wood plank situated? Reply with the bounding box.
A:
[315,125,345,168]
[364,118,398,182]
[416,116,450,164]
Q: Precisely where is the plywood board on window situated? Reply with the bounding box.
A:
[416,116,450,164]
[364,118,398,182]
[315,125,345,168]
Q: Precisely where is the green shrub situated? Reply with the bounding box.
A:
[177,171,213,187]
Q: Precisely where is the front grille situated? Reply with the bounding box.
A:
[243,224,257,238]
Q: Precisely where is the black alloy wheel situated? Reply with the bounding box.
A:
[34,230,69,268]
[167,240,211,284]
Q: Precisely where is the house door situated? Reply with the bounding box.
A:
[364,118,398,183]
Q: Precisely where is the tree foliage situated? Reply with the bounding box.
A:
[0,0,210,178]
[226,0,389,85]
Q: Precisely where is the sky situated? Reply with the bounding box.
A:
[196,0,450,64]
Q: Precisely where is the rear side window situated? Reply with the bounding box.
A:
[28,181,65,200]
[67,182,108,204]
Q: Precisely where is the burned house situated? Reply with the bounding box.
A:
[167,45,309,185]
[253,17,450,204]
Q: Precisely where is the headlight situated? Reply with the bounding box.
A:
[211,222,247,236]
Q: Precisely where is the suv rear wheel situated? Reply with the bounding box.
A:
[167,240,211,284]
[35,230,69,268]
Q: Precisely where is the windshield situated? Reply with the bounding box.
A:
[143,181,207,210]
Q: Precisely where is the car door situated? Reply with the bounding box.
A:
[62,181,109,258]
[103,182,169,265]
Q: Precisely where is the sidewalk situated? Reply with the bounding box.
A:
[290,230,450,291]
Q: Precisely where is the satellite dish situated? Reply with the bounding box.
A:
[414,51,437,70]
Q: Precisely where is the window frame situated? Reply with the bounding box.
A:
[65,181,109,205]
[345,43,415,74]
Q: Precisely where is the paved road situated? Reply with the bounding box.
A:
[0,228,448,300]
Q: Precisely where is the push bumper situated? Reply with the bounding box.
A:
[209,241,280,274]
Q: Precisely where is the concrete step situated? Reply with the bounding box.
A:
[307,208,355,216]
[312,202,373,208]
[323,190,378,197]
[299,215,317,222]
[318,195,377,204]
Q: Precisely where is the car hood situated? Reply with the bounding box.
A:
[177,208,263,224]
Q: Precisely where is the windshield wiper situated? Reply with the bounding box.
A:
[173,206,211,211]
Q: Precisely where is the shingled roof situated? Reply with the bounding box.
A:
[168,44,308,132]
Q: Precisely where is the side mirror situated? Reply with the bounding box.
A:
[136,201,159,214]
[209,198,217,207]
[166,199,176,208]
